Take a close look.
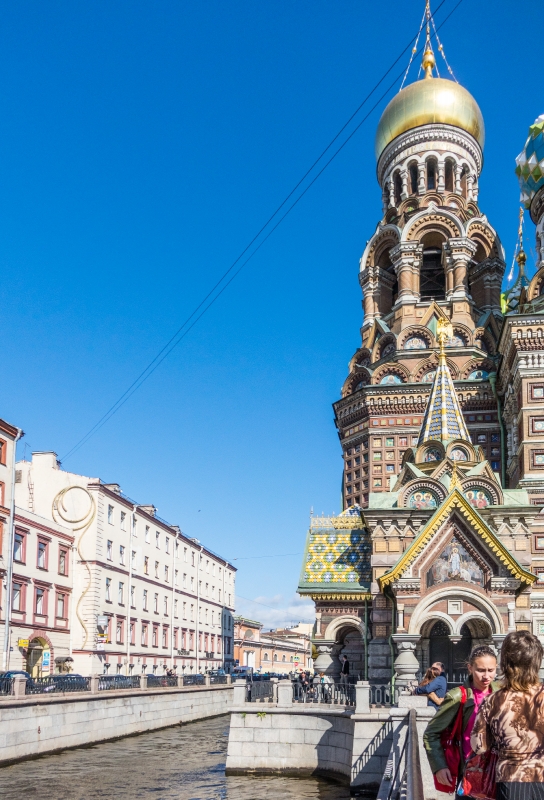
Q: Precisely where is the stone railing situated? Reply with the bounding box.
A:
[1,673,231,699]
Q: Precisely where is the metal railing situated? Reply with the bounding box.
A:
[26,676,91,694]
[210,675,228,684]
[406,709,425,800]
[147,675,178,688]
[292,681,356,706]
[0,677,14,696]
[183,674,205,686]
[247,680,274,702]
[99,675,141,690]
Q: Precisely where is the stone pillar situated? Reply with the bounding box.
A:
[401,169,408,200]
[388,176,395,209]
[204,674,211,687]
[508,602,516,631]
[232,679,247,705]
[392,634,421,693]
[226,674,232,685]
[12,676,27,698]
[177,674,184,688]
[418,163,426,194]
[397,604,405,632]
[447,237,478,300]
[390,242,421,306]
[270,677,279,703]
[467,174,475,202]
[313,641,341,677]
[277,681,292,707]
[90,674,100,694]
[355,680,370,713]
[437,160,445,193]
[139,674,148,690]
[455,165,462,194]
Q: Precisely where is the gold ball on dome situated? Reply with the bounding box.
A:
[422,49,435,73]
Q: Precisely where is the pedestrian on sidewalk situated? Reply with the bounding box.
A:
[423,645,499,793]
[339,655,350,687]
[471,630,544,800]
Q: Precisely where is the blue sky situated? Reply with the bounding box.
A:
[1,0,541,627]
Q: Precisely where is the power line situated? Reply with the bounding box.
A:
[61,0,460,463]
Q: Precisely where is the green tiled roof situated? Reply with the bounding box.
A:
[298,516,371,594]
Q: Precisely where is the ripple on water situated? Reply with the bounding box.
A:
[0,715,351,800]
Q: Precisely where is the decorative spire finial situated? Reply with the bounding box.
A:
[516,206,527,276]
[422,0,435,79]
[450,462,462,491]
[436,317,454,361]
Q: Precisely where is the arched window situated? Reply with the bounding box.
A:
[394,171,402,206]
[273,654,278,661]
[427,159,437,191]
[282,655,286,662]
[420,247,445,300]
[445,160,454,192]
[409,163,419,195]
[263,653,269,661]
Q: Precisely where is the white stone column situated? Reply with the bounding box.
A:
[437,160,445,193]
[390,242,421,305]
[418,164,426,194]
[401,169,408,200]
[455,165,462,194]
[355,680,370,713]
[508,602,516,631]
[392,634,421,693]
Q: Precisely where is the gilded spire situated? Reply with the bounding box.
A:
[503,207,530,313]
[417,318,471,446]
[422,0,435,79]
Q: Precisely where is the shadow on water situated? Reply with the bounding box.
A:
[0,715,351,800]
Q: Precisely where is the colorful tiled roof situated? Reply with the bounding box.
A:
[297,514,371,594]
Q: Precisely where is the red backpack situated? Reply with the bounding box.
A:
[434,686,467,794]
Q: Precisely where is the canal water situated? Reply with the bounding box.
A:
[0,715,352,799]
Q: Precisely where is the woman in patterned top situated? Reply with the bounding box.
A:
[471,630,544,800]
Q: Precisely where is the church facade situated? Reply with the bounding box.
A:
[298,14,544,686]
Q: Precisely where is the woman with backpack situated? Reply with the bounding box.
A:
[423,645,499,793]
[471,630,544,800]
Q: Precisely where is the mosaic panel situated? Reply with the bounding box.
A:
[426,538,484,587]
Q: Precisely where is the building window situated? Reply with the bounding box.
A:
[162,628,168,648]
[174,599,178,618]
[59,547,69,576]
[12,582,23,612]
[154,593,159,613]
[164,596,168,616]
[105,577,112,602]
[118,582,124,605]
[107,540,113,561]
[155,561,159,578]
[190,604,194,621]
[165,537,170,555]
[174,569,178,585]
[191,577,194,591]
[120,545,125,566]
[35,587,46,615]
[141,624,148,647]
[183,601,187,619]
[191,552,195,566]
[145,525,150,543]
[155,531,160,549]
[130,622,135,645]
[14,532,25,563]
[37,540,48,570]
[132,516,137,537]
[116,621,123,644]
[152,626,158,647]
[120,512,126,531]
[165,565,169,582]
[56,593,66,618]
[108,505,114,525]
[143,589,148,611]
[130,585,135,608]
[131,550,136,569]
[175,541,179,557]
[184,547,188,562]
[144,556,149,574]
[182,573,187,588]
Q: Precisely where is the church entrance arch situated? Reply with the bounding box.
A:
[426,621,472,683]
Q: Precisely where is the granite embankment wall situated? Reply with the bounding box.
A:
[0,685,232,765]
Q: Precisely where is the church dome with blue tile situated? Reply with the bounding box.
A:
[515,114,544,213]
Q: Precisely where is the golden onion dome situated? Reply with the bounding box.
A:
[375,75,485,162]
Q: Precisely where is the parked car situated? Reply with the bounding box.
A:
[231,666,253,680]
[208,669,226,677]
